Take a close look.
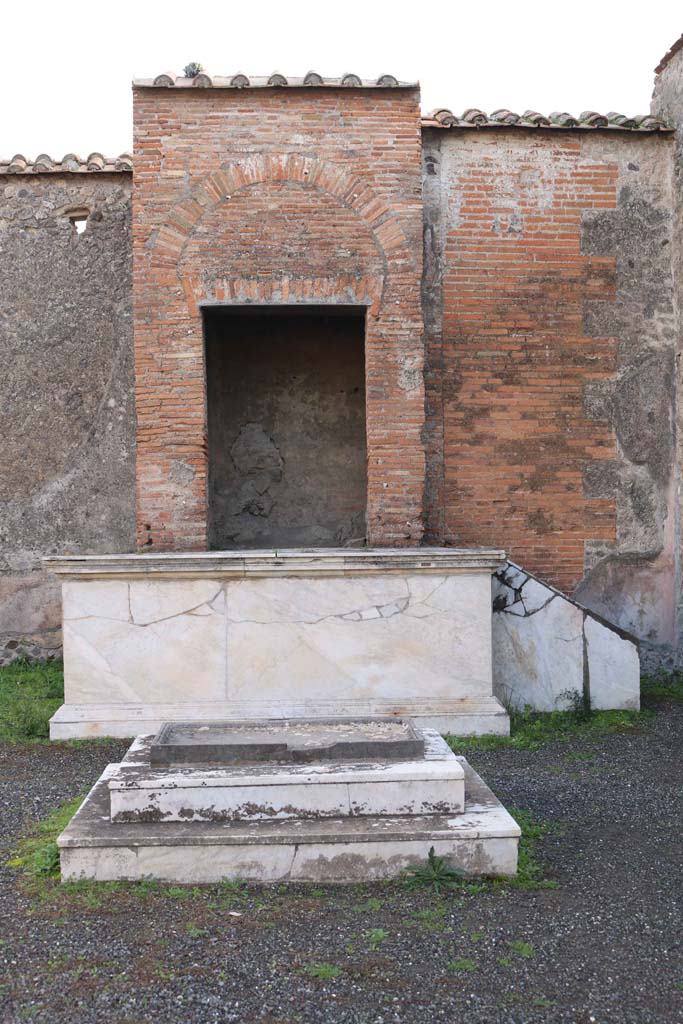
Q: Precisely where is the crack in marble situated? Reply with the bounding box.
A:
[226,578,452,627]
[67,587,225,628]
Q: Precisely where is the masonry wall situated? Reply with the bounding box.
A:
[0,174,135,663]
[652,47,683,669]
[0,105,680,669]
[132,86,425,552]
[422,127,678,664]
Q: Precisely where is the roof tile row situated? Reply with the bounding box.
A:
[138,72,408,89]
[0,101,671,175]
[0,152,133,175]
[423,108,669,131]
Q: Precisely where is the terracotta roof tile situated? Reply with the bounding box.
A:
[422,108,671,132]
[137,72,416,89]
[655,33,683,75]
[0,152,133,175]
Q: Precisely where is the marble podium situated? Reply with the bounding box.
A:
[58,725,520,882]
[44,548,509,739]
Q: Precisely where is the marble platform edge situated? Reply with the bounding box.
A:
[43,546,506,580]
[58,756,521,851]
[119,729,456,767]
[107,728,463,789]
[50,699,511,740]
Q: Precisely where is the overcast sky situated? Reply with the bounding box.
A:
[3,0,681,158]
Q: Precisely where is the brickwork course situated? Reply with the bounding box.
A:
[1,46,683,667]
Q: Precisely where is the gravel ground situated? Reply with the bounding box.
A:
[1,702,682,1024]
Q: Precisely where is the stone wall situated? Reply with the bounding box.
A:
[0,173,135,663]
[1,80,682,670]
[422,127,678,665]
[652,42,683,669]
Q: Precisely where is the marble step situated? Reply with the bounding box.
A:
[108,730,465,823]
[49,696,510,740]
[58,758,521,883]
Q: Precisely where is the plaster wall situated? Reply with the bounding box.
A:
[0,174,135,664]
[652,48,683,668]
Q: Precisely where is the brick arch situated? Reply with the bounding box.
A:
[152,153,415,268]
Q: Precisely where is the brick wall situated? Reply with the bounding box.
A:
[133,86,425,551]
[423,130,621,593]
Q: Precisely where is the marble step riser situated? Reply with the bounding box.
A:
[110,778,466,822]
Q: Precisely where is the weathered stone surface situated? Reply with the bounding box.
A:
[0,174,134,664]
[46,548,509,738]
[58,747,519,882]
[110,728,463,823]
[493,562,640,712]
[149,718,424,766]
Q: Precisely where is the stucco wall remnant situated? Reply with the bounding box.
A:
[652,45,683,670]
[0,174,135,664]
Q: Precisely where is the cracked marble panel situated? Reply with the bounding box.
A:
[585,616,640,710]
[225,574,493,703]
[62,581,226,704]
[493,583,585,712]
[493,561,640,712]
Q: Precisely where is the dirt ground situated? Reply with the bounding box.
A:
[1,700,681,1024]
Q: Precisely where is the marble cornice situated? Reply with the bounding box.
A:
[44,547,506,580]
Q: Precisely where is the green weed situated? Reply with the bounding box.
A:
[353,897,383,912]
[447,958,477,972]
[365,928,388,951]
[303,962,342,980]
[404,846,465,893]
[185,923,208,937]
[0,658,64,741]
[508,939,535,959]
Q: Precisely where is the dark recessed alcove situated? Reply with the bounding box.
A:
[203,305,367,550]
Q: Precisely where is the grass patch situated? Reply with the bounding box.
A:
[446,703,651,754]
[447,958,477,973]
[0,658,64,741]
[641,670,683,703]
[365,928,389,951]
[6,793,82,880]
[508,939,535,959]
[302,962,342,980]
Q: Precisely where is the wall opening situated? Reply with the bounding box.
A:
[203,305,367,550]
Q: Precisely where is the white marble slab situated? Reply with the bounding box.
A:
[108,729,465,822]
[585,615,640,710]
[493,561,640,712]
[47,549,507,737]
[58,753,520,882]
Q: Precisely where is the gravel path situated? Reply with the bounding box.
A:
[1,702,682,1024]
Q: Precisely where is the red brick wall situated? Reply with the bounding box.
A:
[430,131,618,591]
[132,87,425,551]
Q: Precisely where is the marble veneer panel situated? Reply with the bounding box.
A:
[225,573,493,703]
[51,549,505,717]
[62,580,227,704]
